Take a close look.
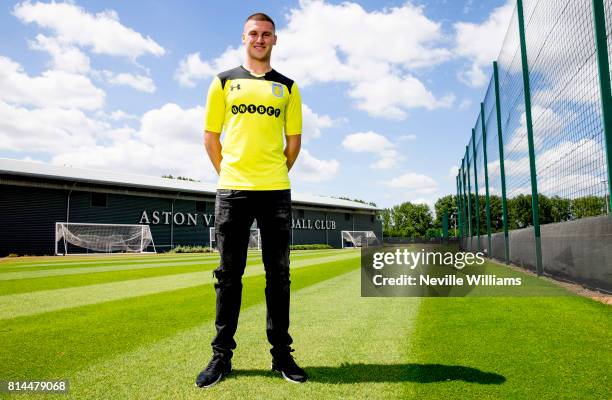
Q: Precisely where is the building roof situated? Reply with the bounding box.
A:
[0,158,379,211]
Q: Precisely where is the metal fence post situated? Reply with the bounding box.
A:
[456,174,462,241]
[466,147,473,250]
[481,102,493,257]
[493,61,510,264]
[460,168,466,241]
[442,211,449,241]
[472,129,481,252]
[592,0,612,215]
[517,0,543,275]
[461,158,468,242]
[462,160,469,240]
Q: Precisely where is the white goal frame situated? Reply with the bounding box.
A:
[55,222,157,255]
[341,230,380,248]
[209,227,261,250]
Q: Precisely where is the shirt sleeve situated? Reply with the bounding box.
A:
[204,76,225,133]
[284,82,302,136]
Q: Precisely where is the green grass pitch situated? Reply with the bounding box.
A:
[0,247,610,399]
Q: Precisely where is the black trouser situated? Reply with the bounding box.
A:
[211,189,293,359]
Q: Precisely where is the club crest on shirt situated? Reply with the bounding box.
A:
[271,83,284,98]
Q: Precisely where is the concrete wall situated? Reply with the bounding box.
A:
[508,227,538,270]
[490,232,506,262]
[540,215,612,292]
[461,215,612,292]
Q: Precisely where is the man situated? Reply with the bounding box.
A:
[195,13,307,388]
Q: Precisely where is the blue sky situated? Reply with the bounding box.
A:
[0,0,514,209]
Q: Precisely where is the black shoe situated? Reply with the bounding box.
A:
[271,347,308,383]
[195,354,232,388]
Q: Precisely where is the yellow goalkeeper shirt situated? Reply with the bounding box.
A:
[204,65,302,190]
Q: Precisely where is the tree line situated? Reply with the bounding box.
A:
[380,194,608,238]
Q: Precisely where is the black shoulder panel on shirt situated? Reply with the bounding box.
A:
[217,66,295,93]
[217,66,251,89]
[265,70,294,94]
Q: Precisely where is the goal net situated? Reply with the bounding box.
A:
[209,228,261,250]
[55,222,156,255]
[341,230,380,248]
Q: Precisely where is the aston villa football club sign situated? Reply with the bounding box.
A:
[139,210,336,230]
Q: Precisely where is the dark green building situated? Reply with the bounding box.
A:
[0,159,381,256]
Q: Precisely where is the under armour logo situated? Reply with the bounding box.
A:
[230,84,241,91]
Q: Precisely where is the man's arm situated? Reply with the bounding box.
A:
[204,131,223,175]
[284,134,301,171]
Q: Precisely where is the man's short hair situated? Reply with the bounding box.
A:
[246,13,275,30]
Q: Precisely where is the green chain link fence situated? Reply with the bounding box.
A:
[456,0,612,290]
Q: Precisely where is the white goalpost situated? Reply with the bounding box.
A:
[209,227,261,250]
[55,222,156,255]
[341,230,380,248]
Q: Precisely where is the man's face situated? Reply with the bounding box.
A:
[242,20,276,62]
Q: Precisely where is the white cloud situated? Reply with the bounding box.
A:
[449,165,459,179]
[109,110,139,121]
[174,51,242,87]
[459,98,473,111]
[136,103,204,145]
[398,134,417,141]
[538,173,606,198]
[301,104,334,143]
[459,62,489,87]
[524,4,600,109]
[290,148,339,182]
[536,138,607,197]
[342,131,393,153]
[13,1,165,59]
[487,184,502,197]
[29,34,90,73]
[347,71,454,120]
[51,139,214,181]
[0,100,103,153]
[408,197,436,211]
[0,94,341,184]
[370,156,399,170]
[503,156,530,177]
[454,1,513,86]
[485,138,606,200]
[342,131,401,170]
[486,159,501,179]
[463,0,475,14]
[93,109,140,123]
[0,56,104,110]
[102,71,156,93]
[51,103,217,181]
[385,172,438,194]
[176,0,453,119]
[0,100,214,181]
[410,197,431,205]
[98,126,137,143]
[506,105,570,154]
[278,0,451,71]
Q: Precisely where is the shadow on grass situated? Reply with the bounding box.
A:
[230,363,505,384]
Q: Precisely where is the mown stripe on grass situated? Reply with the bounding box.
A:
[0,253,210,268]
[0,249,341,272]
[0,251,359,319]
[39,268,422,400]
[0,249,341,270]
[409,295,611,399]
[0,260,219,280]
[0,255,219,272]
[403,256,612,400]
[0,257,361,382]
[0,261,220,297]
[0,251,351,296]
